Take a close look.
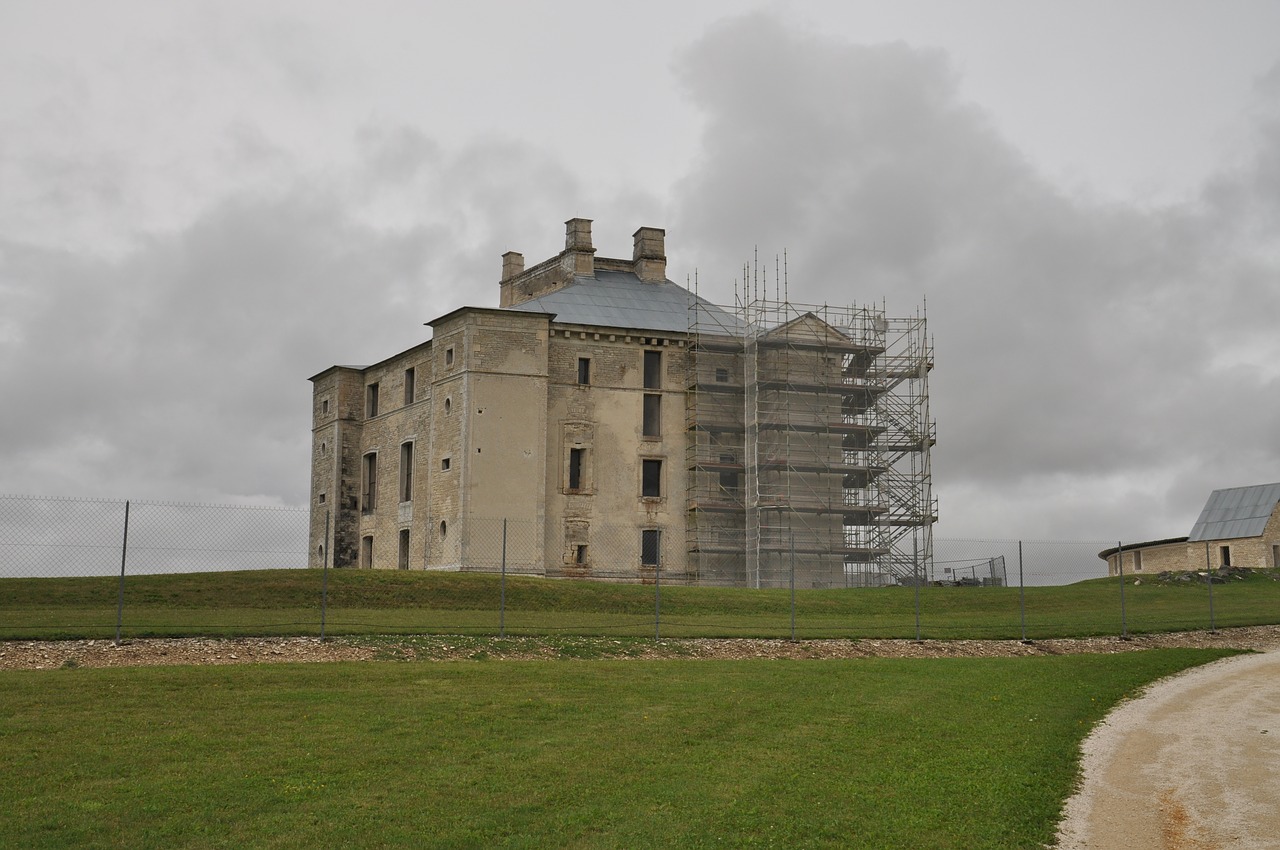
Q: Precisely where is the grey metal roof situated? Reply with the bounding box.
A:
[1188,482,1280,541]
[503,270,745,335]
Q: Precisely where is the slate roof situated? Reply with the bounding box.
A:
[1188,482,1280,541]
[503,270,745,335]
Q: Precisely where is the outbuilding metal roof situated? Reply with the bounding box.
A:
[504,270,746,335]
[1188,482,1280,541]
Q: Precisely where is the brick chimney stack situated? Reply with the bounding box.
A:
[632,226,666,282]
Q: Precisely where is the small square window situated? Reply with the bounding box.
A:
[441,457,451,471]
[578,357,590,385]
[318,492,326,504]
[715,368,729,383]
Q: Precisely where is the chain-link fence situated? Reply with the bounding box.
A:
[2,494,1271,642]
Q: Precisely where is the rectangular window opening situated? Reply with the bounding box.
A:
[362,453,377,514]
[445,347,454,366]
[641,529,661,567]
[575,544,588,565]
[642,459,662,498]
[643,350,662,389]
[715,367,729,383]
[643,394,661,437]
[1220,545,1231,567]
[577,357,591,385]
[718,454,739,490]
[441,457,451,472]
[398,529,410,571]
[361,535,374,569]
[404,367,415,405]
[366,383,379,418]
[1133,550,1142,572]
[399,442,414,503]
[568,448,584,491]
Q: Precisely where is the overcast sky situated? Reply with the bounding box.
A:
[3,0,1278,543]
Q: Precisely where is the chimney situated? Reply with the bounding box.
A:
[632,226,666,282]
[564,217,595,277]
[501,251,524,280]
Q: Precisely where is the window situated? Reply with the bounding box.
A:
[578,357,591,385]
[715,368,729,383]
[440,520,448,539]
[318,492,326,504]
[366,383,379,417]
[641,529,661,567]
[1133,550,1143,572]
[445,347,454,366]
[441,457,451,471]
[404,367,415,404]
[399,442,414,503]
[361,535,373,569]
[642,394,661,437]
[444,397,451,415]
[643,350,662,389]
[322,398,330,414]
[642,459,662,498]
[568,448,584,491]
[575,544,588,565]
[719,454,739,490]
[362,453,377,514]
[1220,545,1231,567]
[398,529,410,571]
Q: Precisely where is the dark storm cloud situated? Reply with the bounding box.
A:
[672,15,1280,538]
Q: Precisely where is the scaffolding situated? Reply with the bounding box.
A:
[687,281,936,588]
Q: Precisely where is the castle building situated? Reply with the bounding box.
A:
[308,219,935,587]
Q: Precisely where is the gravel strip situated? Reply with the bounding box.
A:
[3,625,1278,670]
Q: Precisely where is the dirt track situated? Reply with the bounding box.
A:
[1054,648,1280,850]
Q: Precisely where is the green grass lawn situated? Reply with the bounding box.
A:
[1,567,1277,641]
[0,649,1236,849]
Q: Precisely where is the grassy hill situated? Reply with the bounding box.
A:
[3,567,1277,640]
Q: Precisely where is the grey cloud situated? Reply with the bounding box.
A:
[0,131,586,504]
[672,15,1280,539]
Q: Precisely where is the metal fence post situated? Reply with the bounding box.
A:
[320,509,329,640]
[913,531,922,642]
[114,500,130,646]
[500,518,507,639]
[1018,540,1030,643]
[1117,540,1129,640]
[654,532,661,641]
[789,532,796,642]
[1205,541,1216,633]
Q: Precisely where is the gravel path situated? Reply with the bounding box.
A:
[1054,647,1280,850]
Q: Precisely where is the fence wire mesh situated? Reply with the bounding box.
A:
[2,495,1271,642]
